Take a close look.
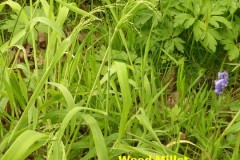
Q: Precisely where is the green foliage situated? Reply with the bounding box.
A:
[1,130,48,160]
[0,0,239,159]
[172,0,239,59]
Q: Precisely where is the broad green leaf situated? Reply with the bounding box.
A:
[209,17,219,28]
[115,61,132,142]
[203,31,217,52]
[211,16,232,29]
[193,20,205,41]
[184,17,195,29]
[56,6,69,27]
[193,2,201,17]
[211,3,226,15]
[164,40,174,52]
[181,1,193,13]
[224,43,239,61]
[224,42,236,50]
[209,29,222,40]
[134,9,153,25]
[173,37,185,53]
[174,13,193,27]
[229,0,238,15]
[222,39,234,45]
[1,130,48,160]
[81,114,108,160]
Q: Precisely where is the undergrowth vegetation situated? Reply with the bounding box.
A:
[0,0,240,159]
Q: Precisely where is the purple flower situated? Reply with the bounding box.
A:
[214,71,228,94]
[215,78,228,87]
[218,71,228,79]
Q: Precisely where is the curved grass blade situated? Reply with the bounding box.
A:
[55,0,98,20]
[47,82,76,136]
[47,82,75,109]
[54,107,108,160]
[0,30,26,53]
[1,130,48,160]
[30,17,65,38]
[0,0,28,24]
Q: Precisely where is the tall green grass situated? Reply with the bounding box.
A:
[0,0,239,159]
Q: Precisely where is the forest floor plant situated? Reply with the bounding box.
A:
[0,0,239,159]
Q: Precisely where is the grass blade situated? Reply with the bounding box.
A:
[55,107,108,160]
[9,37,72,142]
[1,130,48,160]
[115,61,132,142]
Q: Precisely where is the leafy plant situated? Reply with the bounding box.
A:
[0,0,240,159]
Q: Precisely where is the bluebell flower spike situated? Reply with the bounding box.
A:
[218,71,228,79]
[215,71,228,95]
